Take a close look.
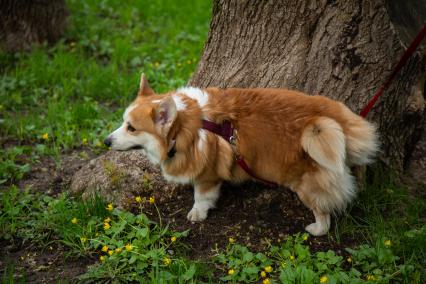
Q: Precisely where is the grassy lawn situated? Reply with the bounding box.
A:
[0,0,425,283]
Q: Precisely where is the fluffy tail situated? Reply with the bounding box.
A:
[301,117,346,173]
[339,104,379,166]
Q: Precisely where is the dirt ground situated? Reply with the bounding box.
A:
[2,149,357,282]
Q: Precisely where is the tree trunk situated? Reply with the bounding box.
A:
[0,0,68,52]
[190,0,426,175]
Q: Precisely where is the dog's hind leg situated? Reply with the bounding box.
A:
[295,183,331,236]
[187,181,222,222]
[295,167,355,236]
[306,209,331,236]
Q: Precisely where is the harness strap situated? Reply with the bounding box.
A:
[202,119,234,143]
[235,156,278,186]
[201,119,278,187]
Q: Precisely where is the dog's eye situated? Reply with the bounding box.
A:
[127,123,136,132]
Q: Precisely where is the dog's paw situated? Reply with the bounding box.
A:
[187,207,208,222]
[305,222,328,236]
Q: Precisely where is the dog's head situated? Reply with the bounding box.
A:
[104,73,178,164]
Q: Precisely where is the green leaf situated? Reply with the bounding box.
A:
[136,227,148,238]
[182,264,196,281]
[129,255,137,264]
[242,266,259,275]
[243,251,253,262]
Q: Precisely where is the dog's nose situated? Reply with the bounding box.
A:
[104,137,112,147]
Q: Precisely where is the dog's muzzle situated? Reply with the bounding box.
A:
[103,137,143,150]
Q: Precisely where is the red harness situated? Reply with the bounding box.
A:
[202,119,278,186]
[202,24,426,186]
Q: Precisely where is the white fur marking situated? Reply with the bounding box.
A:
[109,108,162,165]
[197,129,207,151]
[162,172,192,184]
[123,104,137,120]
[172,95,187,111]
[177,87,209,107]
[305,211,330,236]
[187,183,221,222]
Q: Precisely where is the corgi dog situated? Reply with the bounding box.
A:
[104,73,378,236]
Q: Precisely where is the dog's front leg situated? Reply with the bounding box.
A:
[187,181,222,222]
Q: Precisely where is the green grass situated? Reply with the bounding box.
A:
[0,187,211,283]
[215,234,417,283]
[0,0,425,283]
[0,0,211,179]
[1,186,422,283]
[334,166,426,282]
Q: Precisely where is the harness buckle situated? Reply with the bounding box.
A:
[229,129,237,145]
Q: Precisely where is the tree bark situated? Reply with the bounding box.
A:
[0,0,68,52]
[190,0,426,174]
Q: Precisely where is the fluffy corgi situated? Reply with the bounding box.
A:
[104,73,378,236]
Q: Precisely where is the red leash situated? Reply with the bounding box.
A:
[360,24,426,117]
[202,25,426,185]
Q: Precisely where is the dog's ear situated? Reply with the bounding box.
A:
[153,96,177,137]
[138,73,155,97]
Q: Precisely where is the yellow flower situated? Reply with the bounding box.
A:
[320,275,328,283]
[228,269,235,275]
[262,278,270,284]
[149,197,155,204]
[104,217,111,223]
[106,203,113,211]
[42,133,49,140]
[135,196,142,203]
[99,255,105,262]
[264,266,273,273]
[281,261,287,268]
[82,138,88,145]
[289,255,295,261]
[154,62,160,67]
[171,236,177,242]
[163,257,171,265]
[366,275,376,281]
[347,257,352,263]
[101,245,109,252]
[260,271,267,278]
[228,237,235,244]
[103,222,111,230]
[384,239,391,247]
[71,217,78,224]
[125,243,133,251]
[80,237,87,243]
[115,247,122,253]
[108,250,113,256]
[303,234,308,241]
